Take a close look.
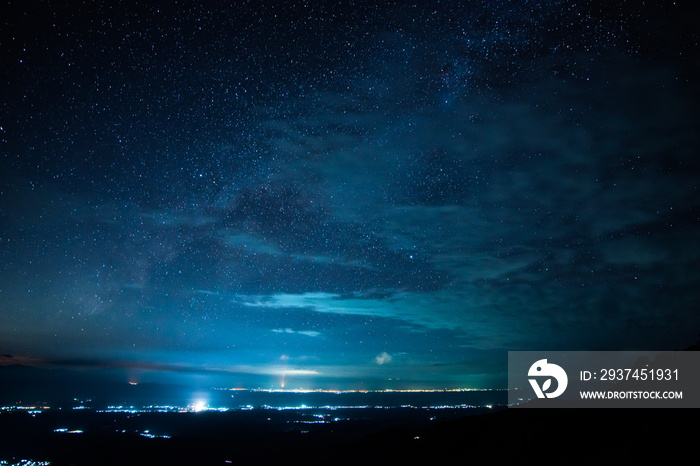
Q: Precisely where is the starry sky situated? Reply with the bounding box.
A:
[1,1,699,390]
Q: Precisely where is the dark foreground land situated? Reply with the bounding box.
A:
[0,406,693,465]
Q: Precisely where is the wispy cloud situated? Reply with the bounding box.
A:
[239,290,542,348]
[271,328,322,338]
[0,355,320,378]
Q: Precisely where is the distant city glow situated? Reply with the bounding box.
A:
[191,400,207,413]
[139,430,171,439]
[0,461,52,466]
[53,429,83,434]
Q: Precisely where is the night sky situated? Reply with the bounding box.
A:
[1,1,699,390]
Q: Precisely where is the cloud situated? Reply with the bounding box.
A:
[3,355,321,378]
[273,369,319,376]
[375,352,392,365]
[0,354,38,366]
[271,328,322,338]
[240,290,524,346]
